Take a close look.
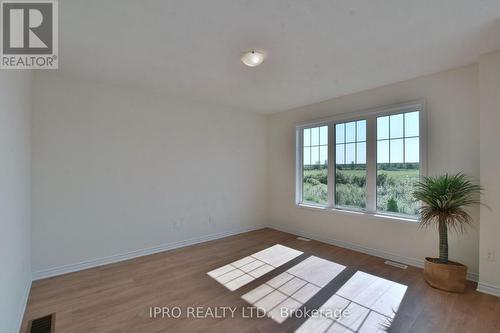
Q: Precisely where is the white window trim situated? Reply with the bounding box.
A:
[295,100,427,222]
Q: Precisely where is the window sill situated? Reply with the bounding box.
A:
[296,203,420,224]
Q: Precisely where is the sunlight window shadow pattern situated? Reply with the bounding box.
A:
[296,271,407,333]
[207,244,303,291]
[242,256,346,323]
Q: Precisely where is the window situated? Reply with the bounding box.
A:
[296,101,425,220]
[302,126,328,204]
[376,112,420,216]
[335,120,366,209]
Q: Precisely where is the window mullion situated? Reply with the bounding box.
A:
[327,122,335,208]
[366,116,376,213]
[403,113,406,163]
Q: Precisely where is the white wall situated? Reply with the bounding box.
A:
[0,72,32,333]
[27,59,499,294]
[31,73,268,274]
[268,65,480,275]
[479,50,500,294]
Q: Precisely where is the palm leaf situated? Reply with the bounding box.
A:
[413,173,481,232]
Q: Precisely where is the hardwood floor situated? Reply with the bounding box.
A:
[20,228,500,333]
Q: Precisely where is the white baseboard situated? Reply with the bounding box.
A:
[468,271,480,283]
[32,224,264,281]
[269,224,479,282]
[15,277,32,333]
[477,281,500,297]
[30,222,490,293]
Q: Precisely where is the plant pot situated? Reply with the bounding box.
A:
[423,257,467,293]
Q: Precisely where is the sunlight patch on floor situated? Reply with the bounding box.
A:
[241,256,346,323]
[207,244,303,291]
[296,271,408,333]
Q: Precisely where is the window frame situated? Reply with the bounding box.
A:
[295,100,427,221]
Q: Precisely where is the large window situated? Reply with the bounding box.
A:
[296,101,425,220]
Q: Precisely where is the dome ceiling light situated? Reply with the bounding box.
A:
[240,50,266,67]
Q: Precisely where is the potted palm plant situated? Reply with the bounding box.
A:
[413,173,481,293]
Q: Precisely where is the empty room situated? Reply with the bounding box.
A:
[2,1,500,332]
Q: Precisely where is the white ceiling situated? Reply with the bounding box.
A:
[59,0,500,113]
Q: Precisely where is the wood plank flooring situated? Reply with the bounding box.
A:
[20,228,500,333]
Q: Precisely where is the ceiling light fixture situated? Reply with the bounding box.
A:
[241,50,265,67]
